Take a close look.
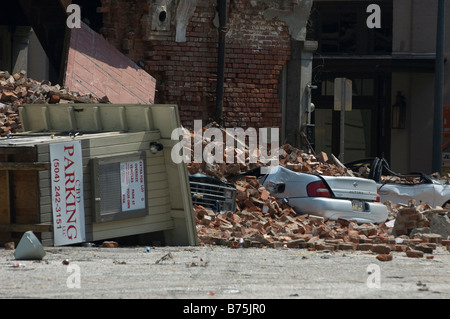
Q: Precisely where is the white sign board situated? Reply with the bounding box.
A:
[120,160,146,212]
[50,141,86,246]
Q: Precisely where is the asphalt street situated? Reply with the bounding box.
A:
[1,244,450,302]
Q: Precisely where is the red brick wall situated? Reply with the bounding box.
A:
[100,0,291,129]
[65,21,156,105]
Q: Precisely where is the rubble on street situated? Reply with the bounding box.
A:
[194,191,450,259]
[187,127,450,259]
[2,70,449,259]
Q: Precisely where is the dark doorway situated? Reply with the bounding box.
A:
[312,73,391,164]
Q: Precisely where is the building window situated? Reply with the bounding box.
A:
[91,152,147,223]
[321,78,375,97]
[308,1,393,55]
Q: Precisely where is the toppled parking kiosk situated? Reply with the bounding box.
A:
[0,104,198,247]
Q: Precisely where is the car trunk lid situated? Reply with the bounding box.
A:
[321,176,378,201]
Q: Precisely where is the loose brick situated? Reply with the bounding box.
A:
[399,208,417,216]
[317,151,328,163]
[337,218,352,227]
[394,244,408,252]
[357,243,373,251]
[419,233,442,244]
[268,241,283,249]
[338,243,356,251]
[286,239,306,248]
[376,254,393,262]
[102,241,118,248]
[309,215,325,225]
[406,250,424,258]
[371,244,391,254]
[414,244,433,254]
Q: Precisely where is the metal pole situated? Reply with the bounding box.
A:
[340,78,345,163]
[215,0,227,125]
[432,0,445,174]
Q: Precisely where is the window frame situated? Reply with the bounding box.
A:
[308,0,393,55]
[91,151,148,223]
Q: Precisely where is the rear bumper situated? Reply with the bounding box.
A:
[287,197,388,224]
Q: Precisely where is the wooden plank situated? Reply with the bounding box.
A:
[147,172,169,183]
[0,171,10,223]
[86,131,160,147]
[331,154,355,177]
[0,170,10,244]
[88,143,150,157]
[147,179,169,191]
[0,162,49,171]
[0,223,53,233]
[93,212,174,240]
[0,146,37,155]
[146,163,167,174]
[93,220,174,241]
[147,188,170,199]
[0,150,41,233]
[147,196,170,207]
[12,170,39,225]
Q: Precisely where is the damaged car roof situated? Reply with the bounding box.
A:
[347,157,450,208]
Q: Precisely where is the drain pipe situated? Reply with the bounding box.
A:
[215,0,227,125]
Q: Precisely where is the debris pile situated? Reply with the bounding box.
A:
[185,127,355,224]
[188,126,450,258]
[0,70,107,136]
[380,175,422,185]
[195,202,450,258]
[187,136,352,181]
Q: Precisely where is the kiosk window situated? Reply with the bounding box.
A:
[91,152,147,222]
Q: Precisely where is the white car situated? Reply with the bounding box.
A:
[378,180,450,208]
[259,166,388,224]
[348,158,450,208]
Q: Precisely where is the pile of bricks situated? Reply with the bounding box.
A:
[0,70,106,136]
[187,137,352,180]
[391,201,431,237]
[194,202,450,259]
[195,203,387,249]
[189,129,450,259]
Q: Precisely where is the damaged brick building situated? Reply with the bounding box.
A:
[98,0,315,145]
[0,0,316,148]
[4,0,450,175]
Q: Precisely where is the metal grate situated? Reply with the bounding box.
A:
[98,163,122,215]
[190,181,236,213]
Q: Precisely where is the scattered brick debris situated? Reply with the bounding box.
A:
[0,70,108,137]
[187,125,450,258]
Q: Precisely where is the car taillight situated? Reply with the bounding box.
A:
[307,181,331,198]
[375,189,381,202]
